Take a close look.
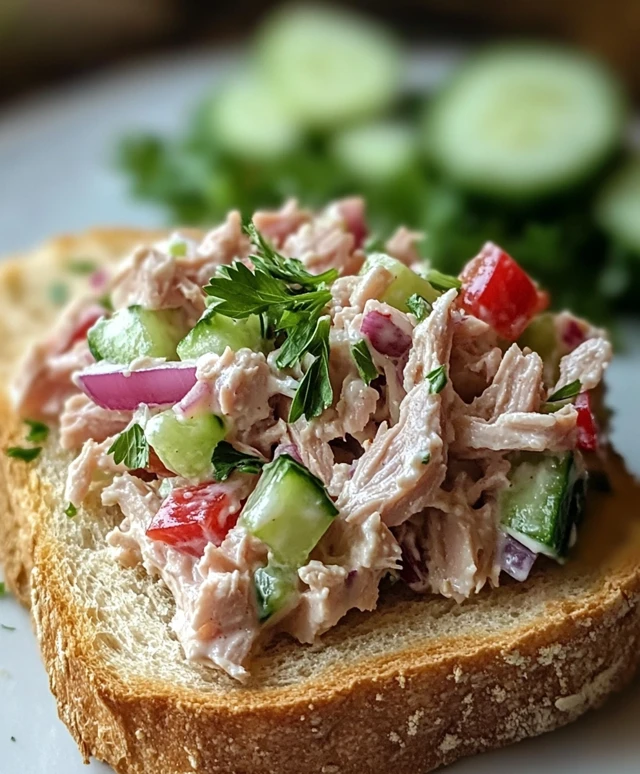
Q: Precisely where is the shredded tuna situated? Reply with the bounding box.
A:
[385,226,424,266]
[553,337,612,393]
[65,437,125,505]
[252,199,311,247]
[60,394,132,450]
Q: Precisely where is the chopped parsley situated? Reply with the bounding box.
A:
[64,502,78,518]
[206,225,336,421]
[24,419,49,444]
[6,446,41,462]
[547,379,582,404]
[426,364,448,394]
[1,624,16,632]
[66,258,97,275]
[421,452,431,465]
[426,269,461,292]
[0,582,6,597]
[212,442,266,481]
[48,281,69,306]
[406,293,432,322]
[350,340,379,385]
[107,424,149,469]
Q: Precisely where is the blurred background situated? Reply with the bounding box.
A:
[1,0,639,321]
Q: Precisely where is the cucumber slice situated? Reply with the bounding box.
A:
[87,306,186,364]
[257,5,402,129]
[500,452,585,560]
[596,159,640,254]
[145,410,226,479]
[239,454,338,565]
[518,313,560,384]
[331,122,416,184]
[254,562,298,621]
[212,73,301,160]
[360,253,440,312]
[177,310,263,360]
[426,46,626,200]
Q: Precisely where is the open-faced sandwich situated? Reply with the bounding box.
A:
[1,198,639,774]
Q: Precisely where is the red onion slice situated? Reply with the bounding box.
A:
[500,533,537,582]
[273,442,303,464]
[361,310,412,359]
[76,362,197,411]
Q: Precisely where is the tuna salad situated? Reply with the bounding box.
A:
[12,198,612,680]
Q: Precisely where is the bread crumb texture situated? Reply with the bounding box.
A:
[1,231,640,774]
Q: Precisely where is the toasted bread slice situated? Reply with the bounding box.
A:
[1,232,640,774]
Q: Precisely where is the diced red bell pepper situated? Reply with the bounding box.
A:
[459,242,541,341]
[146,483,241,557]
[575,392,598,452]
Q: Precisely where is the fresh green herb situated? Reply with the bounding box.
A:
[48,281,69,306]
[406,293,432,322]
[0,582,6,597]
[426,269,461,292]
[350,340,379,385]
[107,424,149,469]
[212,441,266,481]
[24,419,49,444]
[363,233,386,253]
[98,293,114,312]
[1,624,16,632]
[289,316,333,423]
[426,364,448,394]
[6,446,41,462]
[276,306,326,369]
[244,223,338,289]
[547,379,582,404]
[64,502,78,518]
[421,451,431,465]
[168,239,188,257]
[67,258,97,275]
[10,736,16,743]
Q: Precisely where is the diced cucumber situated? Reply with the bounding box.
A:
[239,454,338,565]
[500,452,585,560]
[145,409,225,479]
[331,121,416,184]
[257,5,402,129]
[87,306,186,364]
[518,313,560,384]
[254,562,298,621]
[360,253,439,312]
[211,73,302,161]
[426,46,626,200]
[177,309,263,361]
[596,159,640,255]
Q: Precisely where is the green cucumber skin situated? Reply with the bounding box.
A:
[254,563,298,621]
[361,253,439,312]
[500,452,584,559]
[596,160,640,254]
[177,310,263,361]
[426,45,626,201]
[240,454,338,566]
[145,410,226,480]
[87,306,186,364]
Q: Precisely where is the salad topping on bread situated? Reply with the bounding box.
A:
[11,198,612,680]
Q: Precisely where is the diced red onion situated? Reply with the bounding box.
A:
[76,362,197,411]
[89,269,108,291]
[500,533,537,582]
[361,310,412,359]
[274,443,303,464]
[175,379,212,419]
[561,319,586,352]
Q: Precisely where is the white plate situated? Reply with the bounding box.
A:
[0,47,639,774]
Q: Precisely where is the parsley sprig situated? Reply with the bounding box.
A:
[406,293,432,322]
[351,340,379,385]
[426,364,448,394]
[212,441,266,481]
[205,224,336,421]
[107,424,150,469]
[547,379,582,404]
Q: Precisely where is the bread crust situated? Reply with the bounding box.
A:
[1,230,640,774]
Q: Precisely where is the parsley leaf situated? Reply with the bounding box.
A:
[1,624,16,632]
[406,293,432,322]
[289,316,333,423]
[245,223,338,289]
[6,447,41,462]
[107,424,149,469]
[64,502,78,518]
[547,379,582,404]
[276,306,325,369]
[212,442,266,481]
[426,364,448,394]
[351,340,379,385]
[0,582,6,597]
[24,419,49,444]
[421,452,431,465]
[426,269,461,292]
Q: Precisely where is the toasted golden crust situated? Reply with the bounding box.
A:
[1,231,640,774]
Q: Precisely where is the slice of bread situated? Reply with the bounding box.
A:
[1,231,640,774]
